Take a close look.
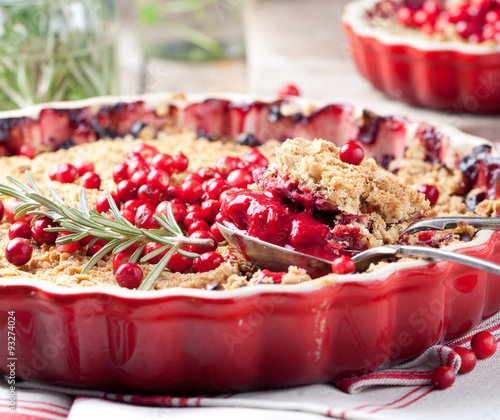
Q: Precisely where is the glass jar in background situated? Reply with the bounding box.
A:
[135,0,245,62]
[0,0,118,111]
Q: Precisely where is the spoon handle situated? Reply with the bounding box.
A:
[403,217,500,235]
[352,245,500,275]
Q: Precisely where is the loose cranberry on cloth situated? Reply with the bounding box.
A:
[3,313,499,420]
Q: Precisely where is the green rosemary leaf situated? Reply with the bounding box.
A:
[81,239,121,274]
[140,244,171,263]
[106,190,123,222]
[153,214,177,235]
[13,202,38,217]
[25,172,42,195]
[113,237,141,255]
[88,216,137,236]
[48,186,68,207]
[5,175,34,195]
[78,188,90,216]
[55,233,81,244]
[166,204,183,235]
[141,228,176,245]
[138,245,179,291]
[177,248,200,259]
[129,242,147,264]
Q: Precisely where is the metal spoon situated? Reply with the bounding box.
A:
[402,217,500,235]
[217,223,500,278]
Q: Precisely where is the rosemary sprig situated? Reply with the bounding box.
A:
[0,172,214,291]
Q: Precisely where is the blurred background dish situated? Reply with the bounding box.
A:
[0,0,118,110]
[342,0,500,114]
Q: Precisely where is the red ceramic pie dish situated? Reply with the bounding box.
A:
[342,0,500,113]
[0,93,499,394]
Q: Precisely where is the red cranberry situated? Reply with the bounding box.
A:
[113,163,129,183]
[135,203,158,229]
[454,347,477,373]
[184,211,203,229]
[115,262,143,289]
[331,256,356,275]
[397,6,414,25]
[146,169,170,192]
[144,242,169,264]
[193,251,224,273]
[188,230,218,253]
[0,199,3,221]
[173,153,189,173]
[278,84,300,96]
[5,201,32,224]
[151,153,175,175]
[201,200,221,224]
[227,169,253,189]
[215,156,240,178]
[181,180,203,204]
[156,201,187,224]
[126,159,149,179]
[188,220,209,235]
[183,172,203,184]
[49,165,59,181]
[130,170,149,186]
[132,143,159,160]
[117,180,139,203]
[198,166,216,181]
[243,147,269,167]
[31,216,58,245]
[5,238,32,266]
[81,172,101,189]
[9,221,31,240]
[470,331,497,359]
[56,163,78,183]
[55,232,80,253]
[209,223,225,242]
[96,193,120,214]
[339,142,364,165]
[123,199,141,213]
[167,250,193,273]
[112,249,133,271]
[18,144,35,159]
[138,184,162,205]
[86,244,103,256]
[74,160,94,176]
[120,209,136,224]
[165,185,182,200]
[431,366,455,390]
[186,204,201,213]
[204,178,229,200]
[486,9,500,23]
[417,184,440,205]
[413,9,430,26]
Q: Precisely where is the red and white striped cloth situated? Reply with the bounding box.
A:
[2,312,500,420]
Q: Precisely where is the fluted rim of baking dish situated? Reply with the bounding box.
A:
[0,92,496,297]
[342,0,500,54]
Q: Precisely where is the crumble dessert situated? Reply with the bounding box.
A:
[0,125,494,290]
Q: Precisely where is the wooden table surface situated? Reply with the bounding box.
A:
[118,0,500,144]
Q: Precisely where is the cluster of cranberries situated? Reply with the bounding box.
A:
[392,0,500,43]
[49,160,101,189]
[3,142,270,289]
[432,330,497,389]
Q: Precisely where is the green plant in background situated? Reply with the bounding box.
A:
[0,0,117,111]
[136,0,244,62]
